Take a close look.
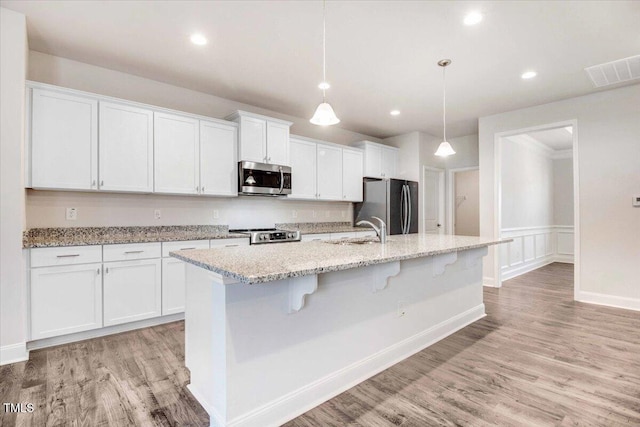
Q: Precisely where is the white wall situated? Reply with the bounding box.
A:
[384,131,420,182]
[25,52,379,229]
[479,84,640,310]
[0,7,28,364]
[553,158,574,226]
[501,135,554,229]
[454,169,479,236]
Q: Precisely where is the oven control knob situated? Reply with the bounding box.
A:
[287,233,295,239]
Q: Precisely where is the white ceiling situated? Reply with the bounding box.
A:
[2,0,639,139]
[526,127,573,151]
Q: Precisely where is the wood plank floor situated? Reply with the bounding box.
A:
[2,263,639,426]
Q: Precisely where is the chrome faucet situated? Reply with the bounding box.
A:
[356,216,387,244]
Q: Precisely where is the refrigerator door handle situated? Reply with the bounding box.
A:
[403,185,409,234]
[400,185,406,234]
[407,184,412,233]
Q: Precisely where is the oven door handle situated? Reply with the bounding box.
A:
[279,167,284,194]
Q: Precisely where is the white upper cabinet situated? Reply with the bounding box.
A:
[316,144,343,201]
[352,140,399,179]
[227,111,292,165]
[31,88,98,190]
[99,101,153,192]
[200,120,238,196]
[289,138,318,200]
[154,112,200,194]
[342,148,364,202]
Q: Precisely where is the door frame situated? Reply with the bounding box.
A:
[447,166,479,235]
[493,119,579,295]
[422,166,445,234]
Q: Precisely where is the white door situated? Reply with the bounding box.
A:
[162,258,187,315]
[31,88,98,190]
[363,144,382,178]
[200,120,238,196]
[239,116,267,163]
[381,147,397,178]
[154,112,200,194]
[99,102,153,192]
[103,259,162,326]
[266,121,290,165]
[289,138,317,199]
[423,168,444,234]
[316,144,343,201]
[342,149,363,201]
[30,263,102,340]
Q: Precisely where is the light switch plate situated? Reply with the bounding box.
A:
[154,209,161,220]
[633,195,640,207]
[66,207,77,221]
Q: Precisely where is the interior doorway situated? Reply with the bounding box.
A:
[422,166,445,234]
[449,167,480,236]
[494,121,579,295]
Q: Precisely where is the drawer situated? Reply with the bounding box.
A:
[162,240,209,257]
[301,233,332,242]
[330,232,357,240]
[30,245,102,268]
[103,242,161,262]
[209,238,249,248]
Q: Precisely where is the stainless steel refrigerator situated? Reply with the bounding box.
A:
[354,178,419,235]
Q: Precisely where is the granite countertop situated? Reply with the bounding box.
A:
[171,234,509,285]
[23,225,247,248]
[275,222,370,235]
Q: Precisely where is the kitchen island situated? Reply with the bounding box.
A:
[171,234,507,427]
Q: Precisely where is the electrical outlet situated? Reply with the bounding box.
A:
[154,209,161,220]
[65,207,77,221]
[397,301,406,317]
[291,210,298,219]
[633,195,640,207]
[213,210,220,219]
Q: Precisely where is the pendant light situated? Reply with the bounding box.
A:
[434,59,456,157]
[310,0,340,126]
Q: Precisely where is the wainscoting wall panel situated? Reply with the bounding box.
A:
[501,226,574,280]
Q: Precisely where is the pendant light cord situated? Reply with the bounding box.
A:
[322,0,327,101]
[442,65,446,142]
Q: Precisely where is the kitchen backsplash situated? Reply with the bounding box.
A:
[26,190,353,229]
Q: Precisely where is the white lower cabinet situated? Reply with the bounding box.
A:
[162,258,188,315]
[30,263,103,340]
[103,259,162,326]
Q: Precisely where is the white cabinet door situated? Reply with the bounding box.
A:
[363,144,382,178]
[154,112,200,194]
[162,258,187,315]
[266,121,290,165]
[381,146,397,178]
[342,149,364,201]
[200,120,238,196]
[238,116,267,163]
[316,144,343,201]
[103,259,161,326]
[99,102,153,192]
[30,263,102,340]
[289,138,317,199]
[31,88,98,190]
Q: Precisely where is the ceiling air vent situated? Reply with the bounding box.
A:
[584,55,640,87]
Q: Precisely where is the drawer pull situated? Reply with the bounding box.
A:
[180,247,196,250]
[225,244,239,248]
[124,250,144,254]
[56,254,80,258]
[105,267,109,274]
[97,268,101,275]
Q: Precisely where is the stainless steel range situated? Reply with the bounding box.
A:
[230,228,301,245]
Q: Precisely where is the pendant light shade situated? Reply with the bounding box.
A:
[310,0,340,126]
[310,102,340,126]
[435,59,455,157]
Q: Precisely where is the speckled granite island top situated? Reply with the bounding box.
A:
[275,221,369,234]
[171,234,509,284]
[23,225,246,248]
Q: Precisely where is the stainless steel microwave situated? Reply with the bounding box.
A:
[238,161,292,196]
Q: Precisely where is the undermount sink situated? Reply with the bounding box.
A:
[325,238,380,245]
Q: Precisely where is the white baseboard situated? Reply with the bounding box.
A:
[0,342,28,366]
[502,257,555,281]
[27,312,184,351]
[483,276,496,287]
[576,291,640,312]
[554,254,574,264]
[216,304,485,427]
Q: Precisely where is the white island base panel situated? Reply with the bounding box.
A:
[185,246,488,427]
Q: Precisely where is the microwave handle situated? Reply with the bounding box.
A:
[279,167,284,194]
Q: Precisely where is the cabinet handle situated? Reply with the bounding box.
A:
[97,268,101,275]
[180,247,196,250]
[124,250,144,254]
[268,157,271,162]
[196,186,200,192]
[318,193,321,198]
[56,254,80,258]
[100,180,104,186]
[225,244,239,248]
[92,180,96,187]
[201,186,205,192]
[343,195,346,199]
[105,267,109,274]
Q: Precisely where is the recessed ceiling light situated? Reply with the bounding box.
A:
[318,81,331,90]
[390,110,401,116]
[190,33,208,46]
[521,71,537,79]
[463,11,483,26]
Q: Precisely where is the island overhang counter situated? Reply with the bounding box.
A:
[171,234,508,427]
